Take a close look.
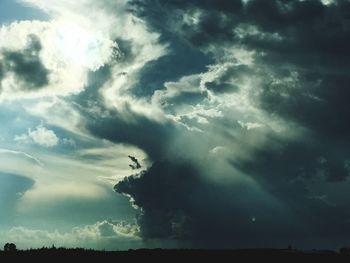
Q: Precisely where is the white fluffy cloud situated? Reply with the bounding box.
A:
[0,220,141,250]
[15,124,59,147]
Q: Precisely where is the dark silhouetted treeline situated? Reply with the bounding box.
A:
[1,246,350,259]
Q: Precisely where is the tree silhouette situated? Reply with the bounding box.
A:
[4,243,17,252]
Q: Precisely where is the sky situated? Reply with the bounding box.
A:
[0,0,350,250]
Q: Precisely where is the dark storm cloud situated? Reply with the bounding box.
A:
[130,0,243,47]
[232,136,348,206]
[115,161,199,239]
[115,160,302,245]
[128,0,350,177]
[88,0,350,246]
[128,155,142,170]
[0,63,3,80]
[87,108,175,160]
[0,34,49,90]
[242,0,350,67]
[77,64,175,160]
[131,0,350,71]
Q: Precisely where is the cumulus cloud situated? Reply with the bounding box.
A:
[0,220,141,250]
[15,124,59,147]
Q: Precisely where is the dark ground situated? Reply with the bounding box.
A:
[1,248,350,260]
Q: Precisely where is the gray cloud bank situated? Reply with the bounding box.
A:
[0,34,49,92]
[109,0,350,248]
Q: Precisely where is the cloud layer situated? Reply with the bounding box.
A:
[1,0,350,250]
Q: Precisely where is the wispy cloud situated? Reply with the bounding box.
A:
[0,148,42,166]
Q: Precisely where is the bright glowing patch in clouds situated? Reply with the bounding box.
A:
[0,19,117,100]
[56,22,94,65]
[55,21,118,70]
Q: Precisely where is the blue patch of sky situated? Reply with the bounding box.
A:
[0,104,38,147]
[0,0,48,24]
[19,194,137,232]
[0,172,34,229]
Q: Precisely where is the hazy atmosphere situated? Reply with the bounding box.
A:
[1,0,350,250]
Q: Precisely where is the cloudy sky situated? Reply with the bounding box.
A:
[0,0,350,250]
